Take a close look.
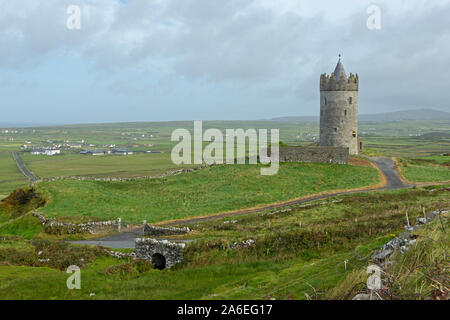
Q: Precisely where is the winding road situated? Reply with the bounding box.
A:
[12,152,37,182]
[369,157,407,190]
[73,157,413,249]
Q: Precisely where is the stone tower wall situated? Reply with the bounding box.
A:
[320,73,359,155]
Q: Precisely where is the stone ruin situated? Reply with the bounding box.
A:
[135,238,185,269]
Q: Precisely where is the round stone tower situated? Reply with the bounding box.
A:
[319,56,359,155]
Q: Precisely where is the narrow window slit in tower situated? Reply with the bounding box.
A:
[344,109,347,116]
[349,97,352,105]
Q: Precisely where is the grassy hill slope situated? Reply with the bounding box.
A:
[35,162,380,223]
[0,185,448,299]
[0,152,28,199]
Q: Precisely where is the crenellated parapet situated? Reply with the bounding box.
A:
[320,72,358,91]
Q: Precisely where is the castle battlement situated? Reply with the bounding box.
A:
[320,72,358,91]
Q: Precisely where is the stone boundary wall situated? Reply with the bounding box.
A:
[273,147,349,165]
[370,209,447,265]
[38,164,215,183]
[32,211,121,235]
[353,208,447,300]
[107,250,136,260]
[143,224,190,236]
[135,238,185,268]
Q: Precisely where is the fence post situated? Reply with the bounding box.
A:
[117,218,121,233]
[143,220,147,235]
[405,211,410,228]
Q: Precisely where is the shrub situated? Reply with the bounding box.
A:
[0,187,45,217]
[31,240,106,270]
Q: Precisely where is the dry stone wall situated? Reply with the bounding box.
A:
[32,211,120,235]
[352,208,448,300]
[371,209,447,265]
[143,224,190,236]
[38,164,214,183]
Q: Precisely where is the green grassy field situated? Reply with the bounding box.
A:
[360,122,450,158]
[362,136,450,158]
[21,153,195,179]
[0,152,28,199]
[420,155,450,164]
[35,162,380,223]
[397,156,450,183]
[1,119,449,195]
[0,185,448,299]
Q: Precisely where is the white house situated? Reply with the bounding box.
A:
[31,149,61,156]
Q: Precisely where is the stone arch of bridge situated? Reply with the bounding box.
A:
[151,253,166,270]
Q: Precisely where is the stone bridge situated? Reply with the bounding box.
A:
[135,238,185,269]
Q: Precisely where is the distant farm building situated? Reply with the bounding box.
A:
[112,148,133,155]
[79,148,134,156]
[80,150,106,156]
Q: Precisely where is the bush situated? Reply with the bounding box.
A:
[31,240,106,270]
[0,248,38,266]
[0,187,45,217]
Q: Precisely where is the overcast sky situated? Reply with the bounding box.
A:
[0,0,449,124]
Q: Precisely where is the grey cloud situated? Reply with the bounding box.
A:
[0,0,449,118]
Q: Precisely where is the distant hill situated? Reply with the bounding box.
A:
[359,109,450,122]
[272,109,450,123]
[418,132,450,139]
[0,122,59,128]
[271,116,319,122]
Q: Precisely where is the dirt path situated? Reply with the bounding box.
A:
[75,157,413,248]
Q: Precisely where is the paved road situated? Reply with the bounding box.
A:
[70,228,192,248]
[71,228,142,248]
[12,152,37,182]
[73,157,412,249]
[369,157,411,190]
